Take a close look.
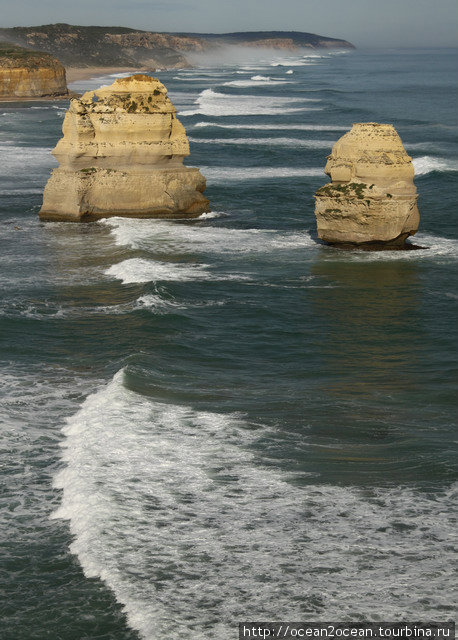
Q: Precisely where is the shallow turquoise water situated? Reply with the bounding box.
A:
[0,48,457,639]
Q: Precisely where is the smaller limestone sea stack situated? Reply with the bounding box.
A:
[40,75,209,221]
[314,123,420,248]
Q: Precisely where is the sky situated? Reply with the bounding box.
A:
[0,0,457,48]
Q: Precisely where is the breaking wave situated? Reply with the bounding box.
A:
[103,217,317,254]
[105,257,249,284]
[51,370,458,639]
[179,88,319,116]
[413,156,458,175]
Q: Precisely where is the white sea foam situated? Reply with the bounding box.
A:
[105,257,249,284]
[174,71,230,78]
[0,289,223,319]
[179,88,317,116]
[189,136,335,149]
[271,60,316,67]
[193,122,347,131]
[0,144,55,176]
[105,258,212,284]
[91,293,204,316]
[103,217,317,255]
[0,364,98,542]
[413,156,458,175]
[135,293,225,313]
[223,75,291,87]
[134,293,186,313]
[337,233,458,263]
[201,165,323,181]
[197,211,227,219]
[52,370,458,639]
[286,70,294,74]
[0,299,67,319]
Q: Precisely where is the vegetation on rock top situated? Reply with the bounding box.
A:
[0,42,63,70]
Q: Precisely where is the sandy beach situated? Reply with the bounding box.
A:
[66,66,146,83]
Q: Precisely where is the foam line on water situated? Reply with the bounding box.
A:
[105,258,211,284]
[105,258,249,284]
[223,75,292,87]
[270,60,318,66]
[331,233,458,262]
[102,222,458,265]
[103,217,317,254]
[68,71,143,91]
[52,370,457,639]
[189,136,334,149]
[201,166,323,181]
[193,122,347,131]
[0,144,55,175]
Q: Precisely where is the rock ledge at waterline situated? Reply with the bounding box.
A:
[314,123,420,248]
[39,75,209,221]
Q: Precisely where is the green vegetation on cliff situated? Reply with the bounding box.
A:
[0,42,63,70]
[0,24,190,68]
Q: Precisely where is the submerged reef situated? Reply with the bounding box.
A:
[314,123,420,248]
[40,74,209,221]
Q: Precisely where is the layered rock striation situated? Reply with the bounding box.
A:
[40,75,209,221]
[314,123,420,248]
[0,43,67,98]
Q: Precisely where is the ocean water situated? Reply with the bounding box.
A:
[1,48,457,640]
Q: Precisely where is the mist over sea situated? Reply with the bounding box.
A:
[1,48,457,639]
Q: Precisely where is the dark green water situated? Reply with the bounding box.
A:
[0,49,457,639]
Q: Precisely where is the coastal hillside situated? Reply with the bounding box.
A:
[0,24,354,70]
[0,42,67,97]
[177,30,355,50]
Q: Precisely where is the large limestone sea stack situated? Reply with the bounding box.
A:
[40,75,209,221]
[314,123,420,248]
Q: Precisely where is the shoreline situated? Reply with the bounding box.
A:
[0,67,173,101]
[66,66,146,83]
[0,92,73,103]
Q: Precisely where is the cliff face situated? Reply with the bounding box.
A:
[0,43,67,98]
[103,32,209,53]
[0,25,192,69]
[0,25,354,71]
[314,123,420,247]
[39,75,209,221]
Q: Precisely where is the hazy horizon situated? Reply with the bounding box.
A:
[0,0,457,49]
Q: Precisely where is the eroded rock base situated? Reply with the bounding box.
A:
[39,167,209,222]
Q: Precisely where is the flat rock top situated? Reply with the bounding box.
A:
[76,74,175,114]
[333,122,410,156]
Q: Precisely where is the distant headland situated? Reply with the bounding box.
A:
[0,41,68,99]
[0,24,355,72]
